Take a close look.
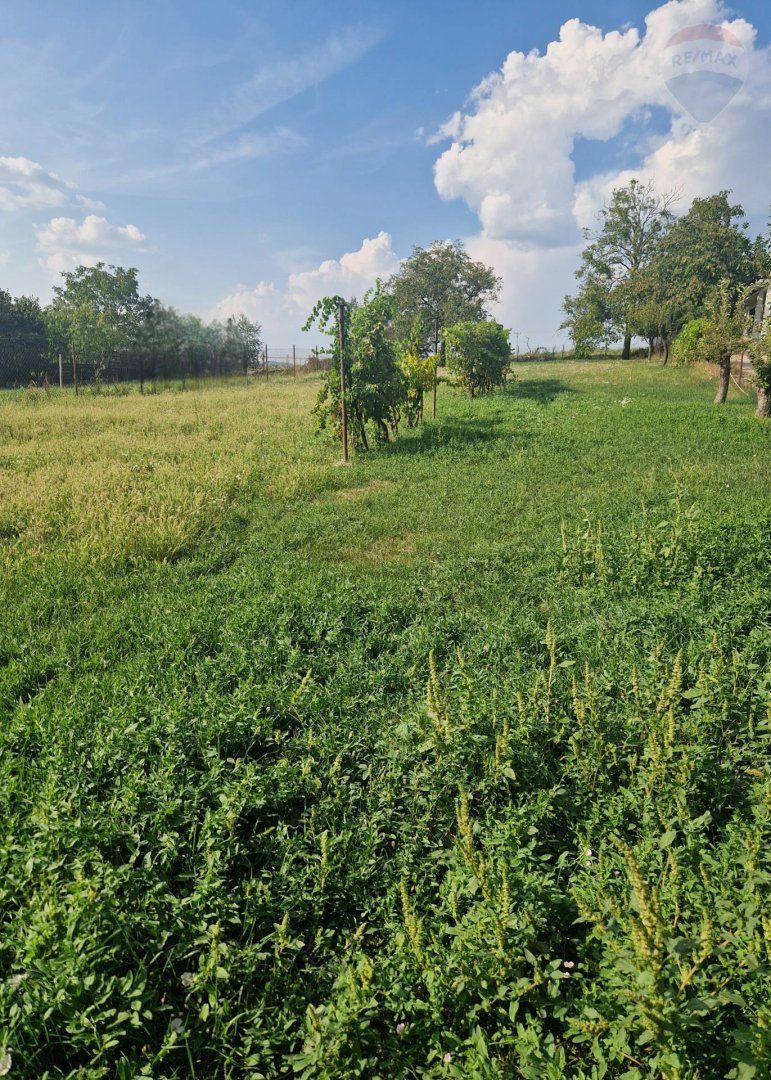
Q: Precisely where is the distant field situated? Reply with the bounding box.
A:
[1,362,769,1077]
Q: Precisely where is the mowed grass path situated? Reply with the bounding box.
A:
[0,363,769,1078]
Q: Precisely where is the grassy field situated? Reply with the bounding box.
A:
[0,362,769,1078]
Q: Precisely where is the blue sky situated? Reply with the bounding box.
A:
[1,0,770,344]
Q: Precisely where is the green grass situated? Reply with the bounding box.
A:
[0,362,769,1078]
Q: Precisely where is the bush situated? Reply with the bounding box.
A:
[444,320,510,397]
[670,318,705,364]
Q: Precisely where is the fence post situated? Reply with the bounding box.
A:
[293,344,296,378]
[71,345,79,396]
[58,353,63,388]
[432,317,439,420]
[264,343,268,381]
[338,300,349,462]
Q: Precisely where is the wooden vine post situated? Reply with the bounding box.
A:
[338,299,348,462]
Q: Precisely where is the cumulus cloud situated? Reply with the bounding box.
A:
[431,0,771,342]
[210,232,399,342]
[0,156,73,211]
[36,214,147,274]
[434,0,768,245]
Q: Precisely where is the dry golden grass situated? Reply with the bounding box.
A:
[0,375,327,567]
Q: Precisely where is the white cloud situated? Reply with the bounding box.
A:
[0,156,73,211]
[431,0,771,342]
[465,235,582,348]
[210,232,399,343]
[35,214,148,274]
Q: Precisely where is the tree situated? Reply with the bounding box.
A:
[305,286,404,450]
[224,314,262,377]
[50,263,141,381]
[560,277,617,357]
[569,179,676,359]
[627,258,683,364]
[444,320,510,397]
[0,291,47,384]
[694,280,746,404]
[388,240,500,416]
[652,192,756,326]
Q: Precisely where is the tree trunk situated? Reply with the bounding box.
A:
[756,384,770,418]
[662,338,670,367]
[714,359,730,404]
[647,337,653,360]
[622,333,632,360]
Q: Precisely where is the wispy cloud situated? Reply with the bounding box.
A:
[195,23,385,146]
[192,126,307,170]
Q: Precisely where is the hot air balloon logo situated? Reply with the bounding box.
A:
[663,24,748,122]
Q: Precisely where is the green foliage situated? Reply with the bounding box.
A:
[397,318,435,427]
[307,287,404,448]
[1,266,258,386]
[388,240,501,356]
[444,319,510,397]
[0,291,47,381]
[694,281,746,368]
[670,318,706,365]
[566,180,675,356]
[0,362,769,1077]
[561,278,617,356]
[564,186,765,359]
[654,192,756,326]
[50,263,141,374]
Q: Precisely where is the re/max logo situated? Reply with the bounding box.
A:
[671,49,740,69]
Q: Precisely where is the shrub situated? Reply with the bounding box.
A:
[670,318,705,365]
[444,319,510,397]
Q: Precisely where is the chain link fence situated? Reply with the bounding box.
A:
[0,345,331,389]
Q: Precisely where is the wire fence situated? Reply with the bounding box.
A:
[0,345,331,389]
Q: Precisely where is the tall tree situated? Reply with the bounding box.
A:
[569,179,676,359]
[651,192,756,325]
[388,240,500,416]
[50,263,141,377]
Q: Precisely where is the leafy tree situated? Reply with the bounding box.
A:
[444,319,510,397]
[0,291,47,383]
[50,263,141,380]
[693,281,746,404]
[652,192,755,326]
[627,258,683,364]
[560,277,617,357]
[388,240,500,415]
[569,180,676,359]
[225,314,262,377]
